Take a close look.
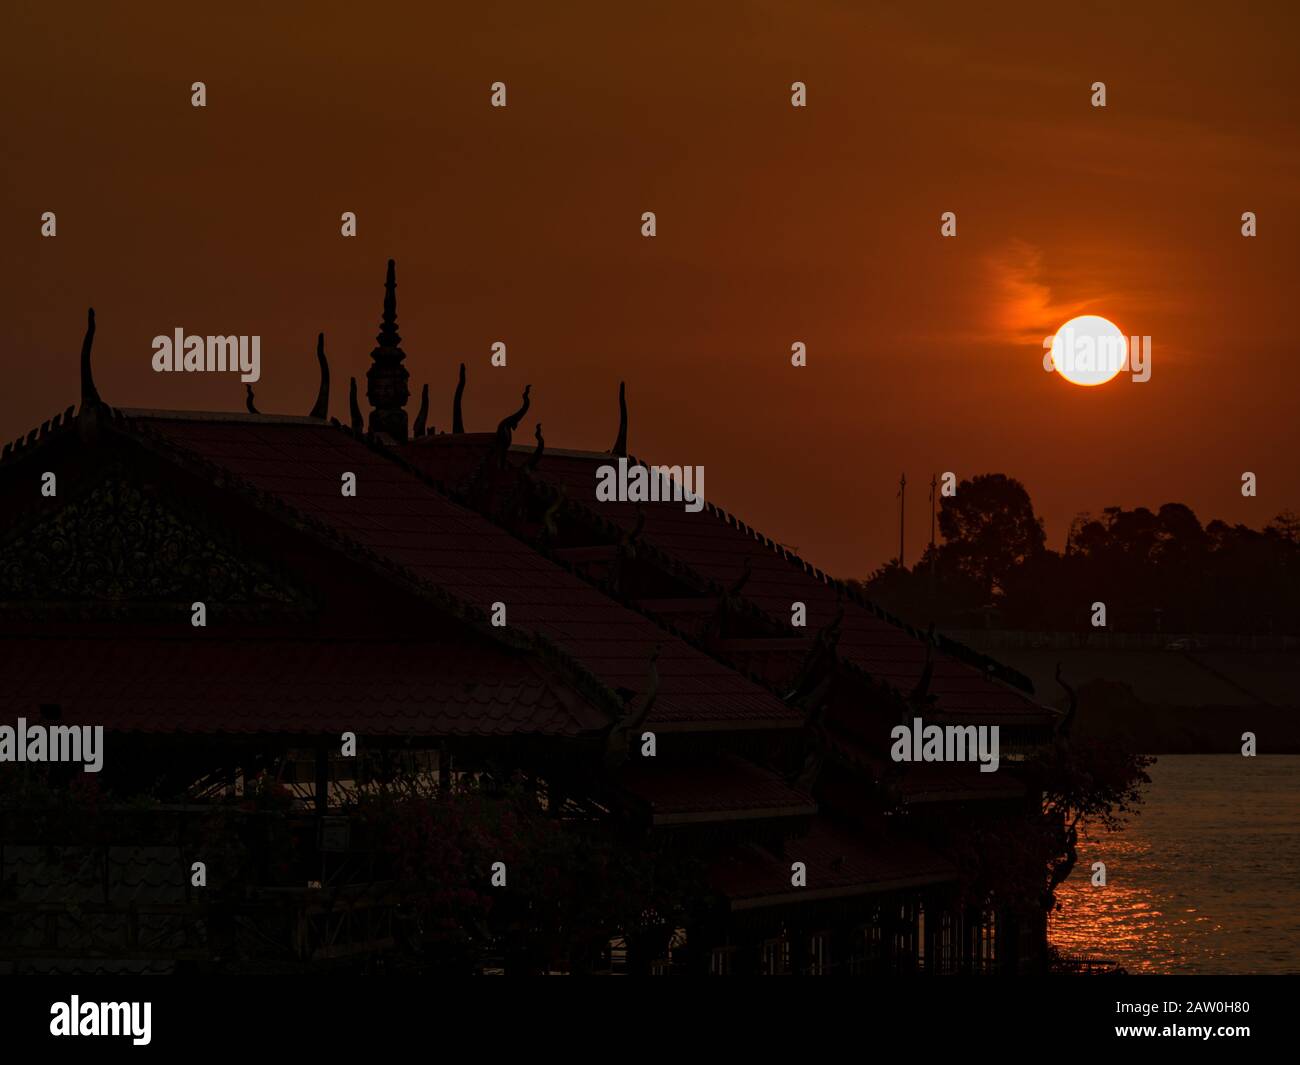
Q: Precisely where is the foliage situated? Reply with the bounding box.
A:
[936,473,1046,599]
[864,476,1300,634]
[918,739,1153,914]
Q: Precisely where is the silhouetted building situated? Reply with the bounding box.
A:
[0,264,1058,974]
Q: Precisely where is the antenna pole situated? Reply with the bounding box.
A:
[897,473,907,568]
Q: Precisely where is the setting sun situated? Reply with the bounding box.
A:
[1049,315,1127,387]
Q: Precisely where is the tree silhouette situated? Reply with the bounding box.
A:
[864,474,1300,635]
[937,473,1045,600]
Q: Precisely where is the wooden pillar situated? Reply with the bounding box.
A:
[828,923,852,976]
[963,904,978,973]
[314,739,329,813]
[920,899,941,972]
[789,925,811,976]
[438,741,451,798]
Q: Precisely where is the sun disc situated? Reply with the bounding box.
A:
[1050,315,1126,387]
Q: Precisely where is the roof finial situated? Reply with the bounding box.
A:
[494,385,531,463]
[609,380,627,457]
[413,383,429,438]
[365,258,410,441]
[908,631,936,712]
[452,362,466,433]
[527,422,544,470]
[79,308,101,409]
[604,645,661,769]
[245,383,259,414]
[349,376,364,432]
[497,385,530,435]
[309,332,329,418]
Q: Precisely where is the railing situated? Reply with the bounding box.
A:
[1050,952,1123,975]
[945,629,1300,652]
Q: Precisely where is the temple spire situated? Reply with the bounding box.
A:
[377,259,401,348]
[365,258,410,440]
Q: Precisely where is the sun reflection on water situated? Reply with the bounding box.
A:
[1048,755,1299,975]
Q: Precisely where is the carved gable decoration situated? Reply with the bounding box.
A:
[0,474,308,606]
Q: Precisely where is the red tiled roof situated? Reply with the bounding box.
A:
[405,432,498,488]
[711,818,956,909]
[620,754,816,824]
[0,844,187,974]
[0,634,600,736]
[890,763,1026,803]
[463,448,1052,725]
[824,737,1028,804]
[123,417,800,732]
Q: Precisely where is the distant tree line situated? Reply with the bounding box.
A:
[860,473,1300,635]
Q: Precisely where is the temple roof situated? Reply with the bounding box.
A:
[620,754,817,825]
[0,632,600,737]
[0,844,186,975]
[106,413,803,733]
[710,818,956,909]
[402,441,1055,727]
[0,299,1052,867]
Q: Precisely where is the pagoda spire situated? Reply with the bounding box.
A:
[365,259,410,440]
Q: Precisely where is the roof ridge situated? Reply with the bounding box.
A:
[301,415,636,720]
[612,453,1037,698]
[337,422,795,717]
[0,405,78,465]
[408,445,802,707]
[115,408,325,425]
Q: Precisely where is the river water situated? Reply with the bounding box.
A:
[1049,754,1299,974]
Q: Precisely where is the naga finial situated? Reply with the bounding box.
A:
[413,383,429,437]
[609,381,627,457]
[349,376,364,432]
[309,333,329,418]
[79,308,101,409]
[452,362,466,433]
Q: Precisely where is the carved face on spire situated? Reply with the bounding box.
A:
[365,258,410,441]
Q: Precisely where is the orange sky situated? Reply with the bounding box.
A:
[2,0,1298,577]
